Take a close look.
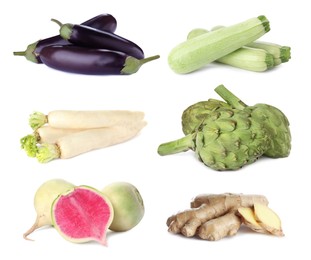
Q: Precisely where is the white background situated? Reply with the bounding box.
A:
[1,0,309,259]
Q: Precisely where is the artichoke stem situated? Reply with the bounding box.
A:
[215,85,247,110]
[158,134,195,156]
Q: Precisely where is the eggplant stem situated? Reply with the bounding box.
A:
[51,18,63,27]
[121,54,160,75]
[13,51,26,56]
[140,55,160,65]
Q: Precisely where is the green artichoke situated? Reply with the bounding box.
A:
[244,104,291,158]
[182,99,230,135]
[214,85,291,158]
[158,84,291,171]
[158,107,272,170]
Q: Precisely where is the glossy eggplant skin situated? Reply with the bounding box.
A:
[34,14,117,62]
[66,24,144,59]
[40,45,128,75]
[35,36,68,54]
[82,13,117,33]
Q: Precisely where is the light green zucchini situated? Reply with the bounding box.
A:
[216,47,274,72]
[187,28,274,72]
[168,15,270,74]
[246,41,291,64]
[187,28,209,40]
[210,26,291,64]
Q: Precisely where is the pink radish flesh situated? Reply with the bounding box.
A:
[52,187,113,245]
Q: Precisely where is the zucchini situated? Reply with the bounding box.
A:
[187,28,209,40]
[210,26,291,65]
[216,47,274,72]
[168,15,270,74]
[245,41,291,64]
[187,28,275,72]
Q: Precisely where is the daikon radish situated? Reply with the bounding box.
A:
[36,121,147,163]
[29,110,145,130]
[36,125,83,143]
[21,126,85,157]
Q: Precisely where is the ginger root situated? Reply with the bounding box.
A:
[167,193,283,241]
[198,212,241,241]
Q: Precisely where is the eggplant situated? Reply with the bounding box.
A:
[40,45,159,75]
[53,19,144,59]
[80,13,117,34]
[13,13,117,63]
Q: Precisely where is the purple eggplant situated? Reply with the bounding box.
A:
[52,19,144,59]
[80,13,117,34]
[13,13,117,63]
[40,45,159,75]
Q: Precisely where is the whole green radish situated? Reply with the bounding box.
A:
[102,182,144,232]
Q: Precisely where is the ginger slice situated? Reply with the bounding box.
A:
[254,203,284,236]
[237,207,268,234]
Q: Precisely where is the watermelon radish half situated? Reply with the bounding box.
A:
[51,186,114,245]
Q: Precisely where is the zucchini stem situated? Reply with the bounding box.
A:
[280,46,291,62]
[257,15,270,33]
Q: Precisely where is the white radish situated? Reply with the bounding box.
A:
[20,127,86,157]
[24,179,75,240]
[29,110,145,130]
[36,125,84,144]
[36,120,147,163]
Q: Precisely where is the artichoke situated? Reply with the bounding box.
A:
[244,104,291,158]
[182,99,230,135]
[214,85,291,158]
[158,107,272,170]
[158,84,291,171]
